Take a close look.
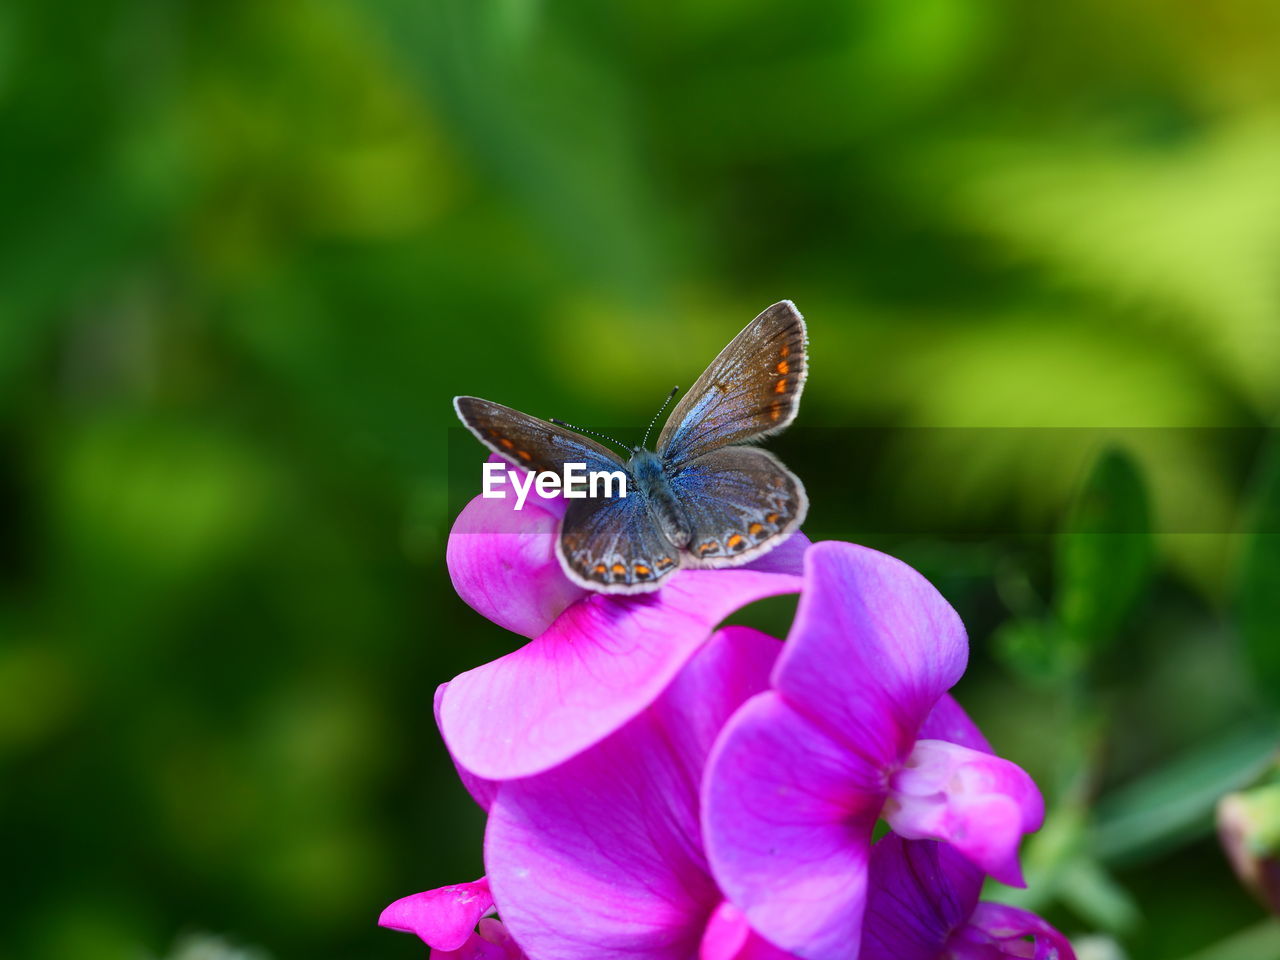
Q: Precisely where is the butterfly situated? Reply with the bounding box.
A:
[454,300,808,594]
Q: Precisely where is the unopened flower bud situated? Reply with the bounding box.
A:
[1217,780,1280,915]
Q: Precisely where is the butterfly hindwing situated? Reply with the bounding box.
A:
[454,396,626,475]
[656,301,807,470]
[558,493,679,593]
[666,446,808,567]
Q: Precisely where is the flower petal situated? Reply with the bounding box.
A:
[860,835,983,960]
[774,543,968,769]
[958,903,1077,960]
[704,691,880,960]
[434,684,498,812]
[431,930,521,960]
[378,878,494,951]
[741,531,812,576]
[701,902,798,960]
[442,570,802,780]
[918,694,992,754]
[446,486,585,640]
[885,740,1044,887]
[487,628,782,960]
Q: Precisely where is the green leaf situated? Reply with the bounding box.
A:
[1055,447,1154,654]
[1057,857,1142,935]
[1239,438,1280,710]
[1092,724,1278,864]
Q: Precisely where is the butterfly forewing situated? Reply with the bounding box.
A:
[667,446,808,566]
[558,494,679,593]
[656,301,807,470]
[454,397,626,476]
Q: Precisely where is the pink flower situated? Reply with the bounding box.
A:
[379,879,527,959]
[484,627,798,960]
[862,836,1075,960]
[441,463,810,781]
[703,543,1043,960]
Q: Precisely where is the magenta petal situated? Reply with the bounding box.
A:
[431,931,519,960]
[774,543,968,768]
[442,570,802,779]
[378,878,494,951]
[861,835,983,960]
[961,903,1077,960]
[918,694,993,754]
[434,684,497,812]
[446,489,586,639]
[487,628,782,960]
[701,902,752,960]
[704,692,880,960]
[741,530,812,575]
[701,902,798,960]
[885,740,1044,887]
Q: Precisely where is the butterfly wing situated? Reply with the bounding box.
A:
[454,396,627,475]
[456,396,675,593]
[666,446,807,567]
[656,301,807,470]
[558,494,680,593]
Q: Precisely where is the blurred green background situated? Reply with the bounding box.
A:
[3,1,1280,958]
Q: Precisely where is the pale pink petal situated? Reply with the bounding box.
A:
[860,835,983,960]
[442,571,802,779]
[378,879,493,951]
[486,629,781,960]
[703,692,880,960]
[774,543,968,770]
[446,489,585,639]
[885,740,1044,887]
[434,684,497,811]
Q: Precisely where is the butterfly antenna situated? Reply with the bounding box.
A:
[640,385,680,450]
[548,418,634,455]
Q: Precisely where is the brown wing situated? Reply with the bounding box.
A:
[454,396,626,475]
[557,492,680,594]
[667,446,807,568]
[655,301,807,470]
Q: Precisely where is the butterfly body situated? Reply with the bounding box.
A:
[627,448,693,548]
[455,301,809,594]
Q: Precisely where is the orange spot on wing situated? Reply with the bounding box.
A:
[594,564,607,574]
[499,438,514,449]
[611,563,627,576]
[769,403,781,421]
[634,564,651,577]
[698,541,719,555]
[748,522,764,535]
[728,534,745,550]
[780,344,790,357]
[656,557,674,569]
[766,513,780,524]
[517,450,532,461]
[776,360,789,374]
[774,378,787,394]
